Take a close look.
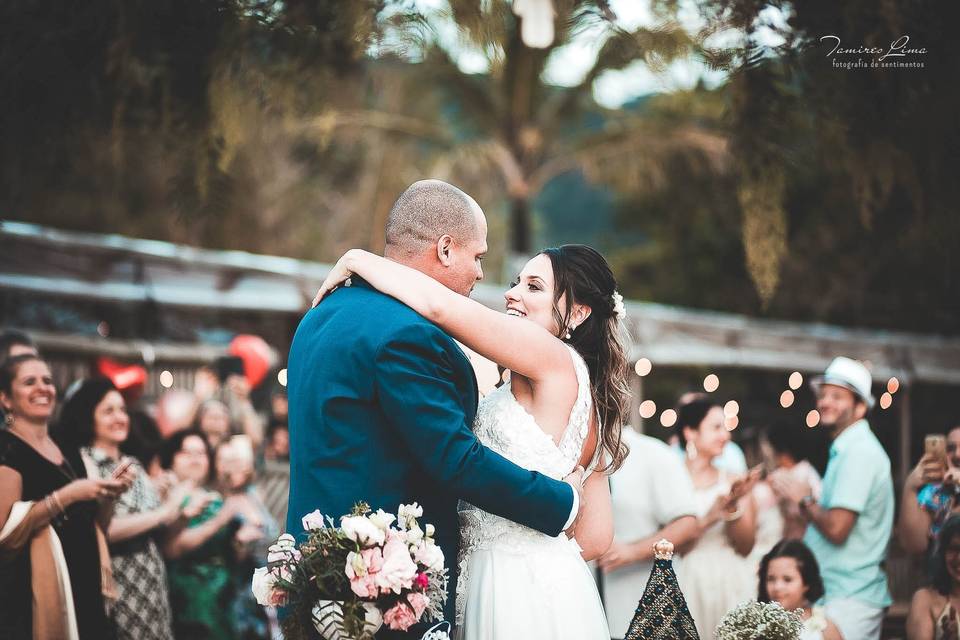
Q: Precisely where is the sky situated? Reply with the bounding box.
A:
[397,0,745,108]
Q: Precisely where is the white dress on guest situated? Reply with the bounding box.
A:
[800,606,829,640]
[455,346,609,640]
[676,471,757,639]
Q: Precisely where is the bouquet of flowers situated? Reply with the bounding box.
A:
[715,601,803,640]
[251,502,448,640]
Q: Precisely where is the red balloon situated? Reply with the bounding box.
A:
[228,334,274,388]
[97,357,147,392]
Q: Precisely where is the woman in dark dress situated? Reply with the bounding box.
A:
[0,354,133,639]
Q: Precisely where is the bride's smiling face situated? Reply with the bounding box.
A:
[503,254,565,336]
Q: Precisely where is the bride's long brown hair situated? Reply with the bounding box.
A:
[541,245,630,473]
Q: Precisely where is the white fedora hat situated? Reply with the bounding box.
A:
[810,356,875,409]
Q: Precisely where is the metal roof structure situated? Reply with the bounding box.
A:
[2,219,959,384]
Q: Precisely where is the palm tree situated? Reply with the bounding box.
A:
[300,0,730,276]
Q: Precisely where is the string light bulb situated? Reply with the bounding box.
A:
[639,400,657,419]
[635,358,652,377]
[703,374,719,393]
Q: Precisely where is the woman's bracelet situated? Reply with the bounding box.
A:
[44,491,65,519]
[723,505,744,522]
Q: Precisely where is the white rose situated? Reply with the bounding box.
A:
[369,509,396,531]
[405,523,424,547]
[341,515,386,546]
[398,502,423,528]
[414,540,445,572]
[301,509,326,531]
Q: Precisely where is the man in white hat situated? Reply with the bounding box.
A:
[771,356,894,640]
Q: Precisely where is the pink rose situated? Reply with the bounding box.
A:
[383,602,418,631]
[375,535,418,594]
[350,573,379,598]
[346,548,383,599]
[407,592,429,619]
[267,588,287,607]
[414,572,429,590]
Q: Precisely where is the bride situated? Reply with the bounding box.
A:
[314,244,630,638]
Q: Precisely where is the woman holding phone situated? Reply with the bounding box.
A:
[58,378,192,640]
[899,427,960,560]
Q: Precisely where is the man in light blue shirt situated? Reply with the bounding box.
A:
[774,357,894,640]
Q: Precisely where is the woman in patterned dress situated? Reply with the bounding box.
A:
[58,378,191,640]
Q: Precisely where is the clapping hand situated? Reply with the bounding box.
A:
[598,541,639,574]
[769,470,811,505]
[728,466,762,503]
[61,478,126,505]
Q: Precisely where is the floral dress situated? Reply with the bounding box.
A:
[165,495,238,640]
[82,447,174,640]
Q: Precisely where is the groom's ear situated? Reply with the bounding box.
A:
[436,234,455,266]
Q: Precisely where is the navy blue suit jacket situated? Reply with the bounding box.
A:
[286,279,574,633]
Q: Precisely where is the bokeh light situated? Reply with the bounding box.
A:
[887,377,900,394]
[788,372,803,390]
[278,368,288,387]
[635,358,652,377]
[724,400,739,417]
[879,392,893,410]
[660,409,678,428]
[703,374,719,393]
[639,400,657,419]
[780,390,795,408]
[806,410,820,428]
[159,370,174,388]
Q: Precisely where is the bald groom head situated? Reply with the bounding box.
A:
[384,179,488,295]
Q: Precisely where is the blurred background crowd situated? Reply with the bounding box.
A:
[3,323,960,640]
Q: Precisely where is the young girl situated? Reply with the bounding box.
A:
[759,539,842,640]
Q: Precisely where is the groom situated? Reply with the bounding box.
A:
[286,179,583,638]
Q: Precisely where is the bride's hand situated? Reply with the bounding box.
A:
[312,249,365,308]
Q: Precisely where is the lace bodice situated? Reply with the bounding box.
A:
[456,345,593,622]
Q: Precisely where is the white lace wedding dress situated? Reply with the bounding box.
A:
[455,346,610,639]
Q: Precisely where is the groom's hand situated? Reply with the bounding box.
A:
[562,465,586,538]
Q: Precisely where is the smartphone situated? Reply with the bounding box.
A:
[111,458,134,479]
[926,434,947,465]
[214,355,245,383]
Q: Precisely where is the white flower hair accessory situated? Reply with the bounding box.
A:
[611,291,626,320]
